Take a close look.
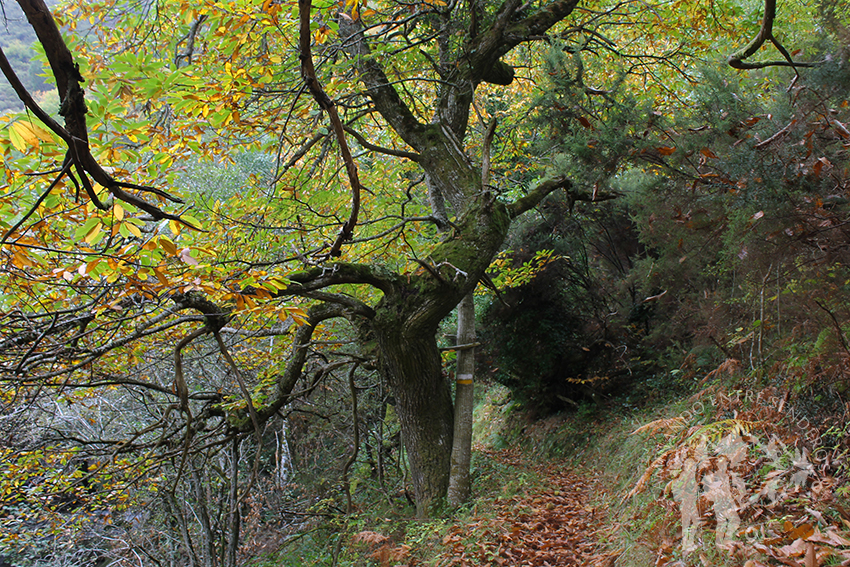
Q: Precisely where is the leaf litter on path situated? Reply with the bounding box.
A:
[439,448,609,567]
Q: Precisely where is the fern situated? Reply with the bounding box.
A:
[685,419,762,444]
[627,418,765,500]
[631,416,687,436]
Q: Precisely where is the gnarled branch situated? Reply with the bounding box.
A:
[2,0,197,233]
[299,0,362,258]
[727,0,817,72]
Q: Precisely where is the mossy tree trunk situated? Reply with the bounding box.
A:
[375,324,454,515]
[333,0,582,515]
[367,198,509,515]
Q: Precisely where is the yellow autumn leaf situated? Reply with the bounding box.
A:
[13,120,53,145]
[8,120,53,152]
[314,26,331,44]
[124,222,142,238]
[86,259,101,274]
[113,203,125,221]
[153,268,169,286]
[8,125,29,152]
[287,306,309,325]
[84,222,102,244]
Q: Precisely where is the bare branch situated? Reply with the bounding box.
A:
[482,117,498,188]
[0,156,72,244]
[507,176,619,219]
[213,330,261,441]
[340,362,360,513]
[231,303,355,430]
[174,327,208,415]
[727,0,817,73]
[343,125,420,161]
[299,0,363,258]
[283,262,398,297]
[337,13,429,150]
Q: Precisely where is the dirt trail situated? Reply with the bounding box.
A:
[441,448,607,566]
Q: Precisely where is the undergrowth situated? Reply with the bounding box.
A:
[518,357,850,567]
[249,385,550,567]
[252,353,850,567]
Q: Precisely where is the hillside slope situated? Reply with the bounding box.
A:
[0,1,53,113]
[489,376,850,567]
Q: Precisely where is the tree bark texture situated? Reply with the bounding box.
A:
[225,438,240,567]
[369,197,508,514]
[447,293,475,507]
[375,324,454,516]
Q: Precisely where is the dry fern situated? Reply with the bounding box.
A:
[626,418,764,501]
[624,446,688,501]
[352,531,390,545]
[701,358,742,384]
[631,416,687,436]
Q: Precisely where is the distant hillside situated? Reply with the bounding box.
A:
[0,1,54,114]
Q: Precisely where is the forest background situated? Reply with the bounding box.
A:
[1,0,850,565]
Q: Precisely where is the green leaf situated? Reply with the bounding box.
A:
[74,217,101,241]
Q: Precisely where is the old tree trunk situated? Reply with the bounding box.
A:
[332,1,584,515]
[371,201,511,514]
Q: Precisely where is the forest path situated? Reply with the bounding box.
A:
[439,448,613,567]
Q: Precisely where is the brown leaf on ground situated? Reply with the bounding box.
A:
[440,449,603,567]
